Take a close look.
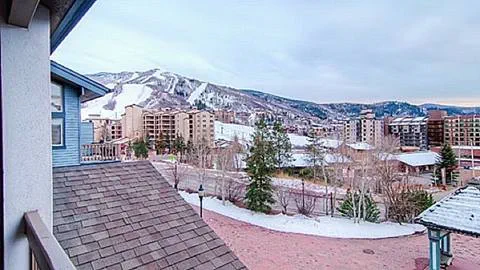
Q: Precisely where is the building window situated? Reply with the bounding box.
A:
[52,118,63,146]
[51,82,65,147]
[51,82,63,112]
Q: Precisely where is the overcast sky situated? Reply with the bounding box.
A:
[52,0,480,106]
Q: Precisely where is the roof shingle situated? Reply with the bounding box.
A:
[415,183,480,237]
[53,161,246,270]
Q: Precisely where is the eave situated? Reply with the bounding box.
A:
[51,61,109,101]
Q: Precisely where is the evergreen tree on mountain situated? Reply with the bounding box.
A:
[245,118,276,213]
[436,143,458,183]
[271,120,292,169]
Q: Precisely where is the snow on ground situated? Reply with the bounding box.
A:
[187,82,208,105]
[179,191,425,239]
[81,84,153,119]
[272,178,348,195]
[215,121,321,148]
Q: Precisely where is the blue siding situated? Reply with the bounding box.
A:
[52,84,81,167]
[80,121,94,145]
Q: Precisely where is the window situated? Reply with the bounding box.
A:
[52,118,63,146]
[51,82,63,112]
[51,82,64,147]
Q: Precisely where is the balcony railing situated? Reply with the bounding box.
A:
[81,143,121,162]
[24,211,75,270]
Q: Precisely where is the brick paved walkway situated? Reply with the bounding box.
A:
[193,206,480,270]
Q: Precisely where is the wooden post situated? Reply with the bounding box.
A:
[428,229,441,270]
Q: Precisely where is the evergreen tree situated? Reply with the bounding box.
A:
[132,138,149,159]
[436,143,458,183]
[306,131,324,181]
[338,191,380,223]
[245,119,276,213]
[271,120,292,169]
[155,133,166,155]
[173,135,186,161]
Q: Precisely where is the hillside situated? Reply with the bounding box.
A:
[82,68,479,120]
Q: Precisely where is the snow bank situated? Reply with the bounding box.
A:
[179,191,425,239]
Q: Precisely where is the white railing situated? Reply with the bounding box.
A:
[81,143,121,162]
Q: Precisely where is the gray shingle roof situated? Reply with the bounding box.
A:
[53,161,246,270]
[415,183,480,237]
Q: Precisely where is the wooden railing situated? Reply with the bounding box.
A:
[81,143,121,162]
[24,211,75,270]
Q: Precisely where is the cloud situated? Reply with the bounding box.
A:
[52,0,480,106]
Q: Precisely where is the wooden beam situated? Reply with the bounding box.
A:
[24,211,76,270]
[7,0,40,28]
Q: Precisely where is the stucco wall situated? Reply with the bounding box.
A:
[52,84,81,167]
[1,6,52,270]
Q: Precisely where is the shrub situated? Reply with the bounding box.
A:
[388,188,434,223]
[293,192,317,216]
[338,191,380,223]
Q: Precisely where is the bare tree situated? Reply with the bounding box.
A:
[195,137,211,186]
[328,138,352,216]
[276,187,291,214]
[231,134,244,172]
[216,144,235,205]
[171,160,186,190]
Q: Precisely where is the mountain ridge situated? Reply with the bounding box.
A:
[82,68,480,121]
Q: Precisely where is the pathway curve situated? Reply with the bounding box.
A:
[193,206,480,270]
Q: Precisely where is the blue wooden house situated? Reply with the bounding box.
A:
[50,61,109,167]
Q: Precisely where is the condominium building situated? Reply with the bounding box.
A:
[359,110,384,146]
[84,115,123,143]
[427,110,447,147]
[388,117,428,149]
[341,110,384,146]
[120,105,215,147]
[444,115,480,146]
[343,119,359,143]
[121,104,144,139]
[215,110,236,123]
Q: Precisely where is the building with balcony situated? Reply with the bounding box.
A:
[120,106,215,147]
[388,117,428,150]
[427,110,448,147]
[342,110,384,146]
[51,62,110,167]
[214,109,236,123]
[444,115,480,147]
[1,2,245,269]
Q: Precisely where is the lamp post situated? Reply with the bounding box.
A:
[471,139,476,179]
[198,184,205,218]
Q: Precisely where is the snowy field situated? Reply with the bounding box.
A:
[180,191,425,239]
[215,121,341,148]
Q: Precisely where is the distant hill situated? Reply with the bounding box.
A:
[82,68,480,120]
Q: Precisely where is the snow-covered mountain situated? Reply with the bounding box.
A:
[82,68,480,120]
[82,69,317,120]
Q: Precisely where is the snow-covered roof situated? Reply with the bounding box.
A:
[415,183,480,236]
[290,153,351,167]
[396,151,439,167]
[347,142,374,151]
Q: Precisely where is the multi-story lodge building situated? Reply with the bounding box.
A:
[444,115,480,146]
[343,119,360,143]
[427,110,448,147]
[83,115,122,142]
[389,116,429,149]
[359,110,384,146]
[215,109,236,123]
[120,104,215,147]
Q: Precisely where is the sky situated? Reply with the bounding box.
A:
[52,0,480,106]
